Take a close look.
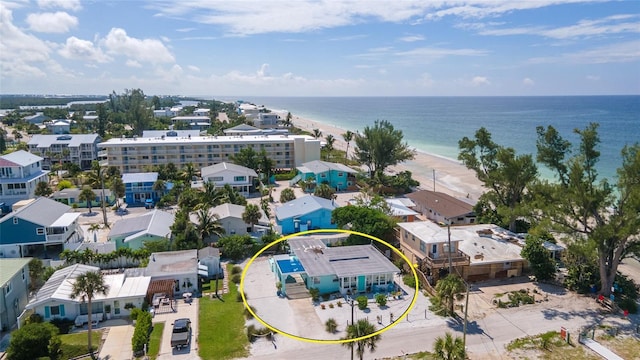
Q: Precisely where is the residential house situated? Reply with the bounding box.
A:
[23,113,49,125]
[273,237,399,297]
[50,188,116,208]
[253,113,280,129]
[293,160,357,191]
[396,221,470,282]
[200,162,258,196]
[28,134,102,170]
[0,150,48,206]
[145,250,202,297]
[198,247,222,279]
[0,198,84,258]
[107,210,174,250]
[0,258,30,331]
[223,124,288,136]
[24,264,151,324]
[193,108,210,117]
[122,172,161,206]
[171,116,211,130]
[275,195,339,235]
[347,197,419,223]
[189,203,269,243]
[45,119,71,134]
[405,190,476,225]
[98,134,320,174]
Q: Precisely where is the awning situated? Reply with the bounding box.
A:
[198,263,208,277]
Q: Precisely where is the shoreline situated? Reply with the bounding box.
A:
[272,110,486,202]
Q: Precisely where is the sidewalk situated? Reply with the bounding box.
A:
[98,323,135,360]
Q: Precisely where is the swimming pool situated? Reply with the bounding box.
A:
[277,256,305,273]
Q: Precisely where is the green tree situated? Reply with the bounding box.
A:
[110,176,125,207]
[143,238,171,253]
[342,130,354,160]
[198,182,226,209]
[433,332,466,360]
[0,127,7,153]
[242,204,262,232]
[196,208,225,244]
[28,258,45,292]
[325,318,338,333]
[69,271,109,357]
[6,322,60,360]
[79,186,96,213]
[258,149,275,183]
[170,209,201,250]
[180,162,197,182]
[57,179,74,190]
[314,183,336,200]
[521,236,556,281]
[430,274,465,317]
[217,234,253,260]
[341,318,381,360]
[279,188,296,203]
[152,179,167,199]
[458,127,538,232]
[35,181,52,197]
[96,102,107,137]
[332,205,396,244]
[354,120,415,181]
[324,134,335,160]
[534,124,640,296]
[284,112,293,127]
[312,128,322,139]
[230,147,260,171]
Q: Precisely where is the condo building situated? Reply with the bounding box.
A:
[98,134,321,174]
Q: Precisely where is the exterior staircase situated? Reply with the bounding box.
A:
[285,274,310,299]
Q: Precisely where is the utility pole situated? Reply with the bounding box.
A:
[463,282,470,348]
[447,220,453,275]
[100,165,108,227]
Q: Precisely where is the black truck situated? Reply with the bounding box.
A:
[171,318,191,349]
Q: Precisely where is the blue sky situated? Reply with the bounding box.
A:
[1,0,639,97]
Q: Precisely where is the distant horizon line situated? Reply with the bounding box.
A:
[1,94,639,99]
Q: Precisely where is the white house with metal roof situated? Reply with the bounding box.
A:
[0,150,48,207]
[293,160,358,191]
[0,198,84,258]
[107,209,174,250]
[27,134,102,170]
[200,162,258,195]
[0,258,30,330]
[24,264,151,325]
[145,250,202,297]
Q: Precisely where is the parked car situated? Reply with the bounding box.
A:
[144,198,155,209]
[171,318,191,349]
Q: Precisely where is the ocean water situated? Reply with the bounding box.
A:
[241,96,639,182]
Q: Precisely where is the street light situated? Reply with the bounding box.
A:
[346,295,355,360]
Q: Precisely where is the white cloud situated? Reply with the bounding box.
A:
[58,36,111,63]
[125,59,142,68]
[528,40,640,64]
[187,65,200,72]
[586,75,600,81]
[523,77,534,86]
[160,36,170,43]
[101,28,175,64]
[471,76,490,86]
[176,27,195,32]
[395,46,489,60]
[38,0,81,11]
[398,35,424,42]
[26,11,78,33]
[257,63,270,77]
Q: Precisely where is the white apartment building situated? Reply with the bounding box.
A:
[28,134,102,170]
[98,134,321,174]
[0,151,48,206]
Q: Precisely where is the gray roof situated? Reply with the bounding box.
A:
[297,160,357,175]
[198,247,220,259]
[28,264,99,307]
[201,162,258,178]
[0,258,31,286]
[28,134,100,148]
[196,203,268,224]
[51,188,112,199]
[0,197,71,227]
[146,250,198,277]
[289,237,399,278]
[1,150,43,166]
[142,130,200,138]
[108,209,174,242]
[275,195,338,221]
[122,172,158,184]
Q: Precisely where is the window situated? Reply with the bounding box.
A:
[22,268,26,281]
[234,176,246,182]
[431,244,438,254]
[338,172,344,177]
[13,217,18,225]
[419,241,426,253]
[37,227,45,236]
[313,277,320,284]
[50,305,60,316]
[211,176,223,182]
[5,282,12,295]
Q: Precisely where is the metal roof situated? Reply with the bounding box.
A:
[0,197,71,227]
[296,160,357,175]
[50,212,80,227]
[145,250,198,277]
[122,172,158,184]
[396,221,457,244]
[28,134,100,148]
[0,258,31,286]
[108,209,173,241]
[406,190,475,219]
[275,195,338,221]
[0,150,43,166]
[200,162,258,179]
[289,237,399,278]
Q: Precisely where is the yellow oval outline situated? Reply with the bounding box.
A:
[239,228,419,344]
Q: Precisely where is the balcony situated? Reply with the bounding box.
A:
[422,250,470,269]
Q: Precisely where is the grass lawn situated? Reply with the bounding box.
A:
[198,264,249,360]
[146,322,164,359]
[59,330,102,359]
[202,279,223,293]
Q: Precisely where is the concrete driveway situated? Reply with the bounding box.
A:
[154,298,201,360]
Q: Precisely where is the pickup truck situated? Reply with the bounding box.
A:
[171,318,191,350]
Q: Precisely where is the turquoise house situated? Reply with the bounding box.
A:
[293,160,357,192]
[275,195,338,235]
[273,237,399,297]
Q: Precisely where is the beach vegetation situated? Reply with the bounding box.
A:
[280,187,296,203]
[242,203,262,232]
[217,234,254,260]
[332,205,397,244]
[313,128,322,139]
[534,124,640,297]
[433,332,466,360]
[314,183,336,200]
[430,274,465,317]
[5,322,61,360]
[458,127,538,232]
[520,236,556,281]
[325,318,338,333]
[354,119,416,182]
[342,130,354,159]
[341,318,381,360]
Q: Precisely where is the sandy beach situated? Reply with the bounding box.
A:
[273,110,486,202]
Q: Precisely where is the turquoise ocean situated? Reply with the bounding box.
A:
[236,96,639,182]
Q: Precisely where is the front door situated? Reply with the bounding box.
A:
[357,275,366,293]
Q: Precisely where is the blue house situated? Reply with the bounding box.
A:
[292,160,357,192]
[272,237,399,297]
[122,172,167,206]
[275,195,339,235]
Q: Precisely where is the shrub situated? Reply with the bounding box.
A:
[244,305,256,319]
[336,300,343,307]
[403,274,419,288]
[130,308,142,321]
[309,288,320,302]
[320,304,326,310]
[132,311,152,353]
[325,318,338,333]
[49,317,74,334]
[329,303,334,309]
[375,294,387,307]
[356,295,368,310]
[618,297,638,314]
[236,292,247,302]
[124,302,136,310]
[231,265,243,275]
[231,273,242,284]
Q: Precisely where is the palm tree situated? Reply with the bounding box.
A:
[242,204,262,232]
[88,223,101,242]
[342,130,354,159]
[284,112,293,127]
[198,182,226,209]
[69,271,109,358]
[433,274,466,316]
[324,134,335,160]
[341,319,380,360]
[196,208,225,244]
[152,179,167,200]
[433,332,466,360]
[79,186,96,214]
[181,162,197,182]
[312,128,322,139]
[110,176,125,207]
